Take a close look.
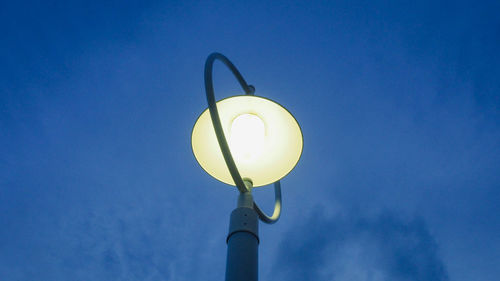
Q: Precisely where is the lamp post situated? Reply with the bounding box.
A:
[191,53,303,281]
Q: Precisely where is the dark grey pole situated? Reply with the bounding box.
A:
[225,190,259,281]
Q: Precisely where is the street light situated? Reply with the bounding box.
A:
[191,53,303,281]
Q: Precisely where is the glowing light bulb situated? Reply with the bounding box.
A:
[229,113,265,162]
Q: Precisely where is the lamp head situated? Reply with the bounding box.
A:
[191,95,303,187]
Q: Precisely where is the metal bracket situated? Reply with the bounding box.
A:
[204,52,282,224]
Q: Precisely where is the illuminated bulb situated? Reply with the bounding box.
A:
[229,113,265,162]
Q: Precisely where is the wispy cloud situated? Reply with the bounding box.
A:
[273,209,448,281]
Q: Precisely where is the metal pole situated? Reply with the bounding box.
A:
[225,181,259,281]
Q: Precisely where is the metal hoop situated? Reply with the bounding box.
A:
[204,52,282,223]
[253,181,282,224]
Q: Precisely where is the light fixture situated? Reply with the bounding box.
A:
[191,53,303,281]
[192,95,303,187]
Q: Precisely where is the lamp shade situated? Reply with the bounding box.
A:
[191,95,303,187]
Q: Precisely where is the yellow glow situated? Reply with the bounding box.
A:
[229,113,266,163]
[191,95,303,187]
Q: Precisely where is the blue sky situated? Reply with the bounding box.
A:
[1,1,499,280]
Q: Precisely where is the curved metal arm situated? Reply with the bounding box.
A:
[253,181,282,224]
[204,52,281,223]
[205,52,254,193]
